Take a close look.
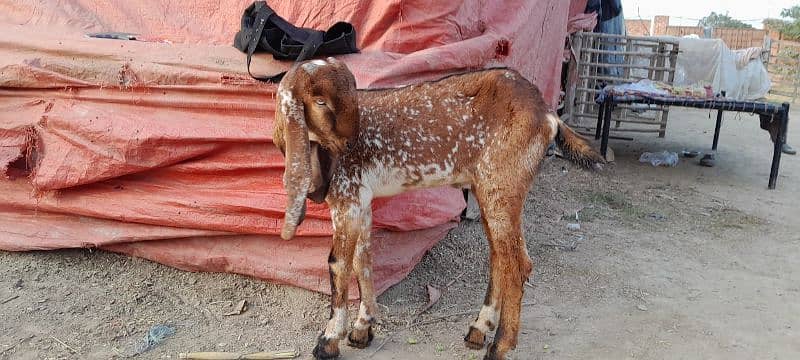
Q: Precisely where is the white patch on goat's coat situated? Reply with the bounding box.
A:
[361,210,372,232]
[473,303,499,333]
[308,131,321,142]
[361,166,406,198]
[334,173,353,197]
[324,307,348,339]
[353,302,373,330]
[301,59,328,75]
[545,113,560,138]
[355,242,369,259]
[278,87,305,128]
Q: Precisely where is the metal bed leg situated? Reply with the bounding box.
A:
[600,98,613,157]
[768,103,790,189]
[712,109,723,151]
[595,100,605,140]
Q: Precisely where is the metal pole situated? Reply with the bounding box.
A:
[600,97,613,157]
[595,98,605,139]
[768,103,790,189]
[712,109,723,150]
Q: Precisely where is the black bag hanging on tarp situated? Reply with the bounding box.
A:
[233,1,359,82]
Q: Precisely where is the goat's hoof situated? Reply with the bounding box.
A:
[347,327,374,348]
[464,326,486,350]
[313,335,340,359]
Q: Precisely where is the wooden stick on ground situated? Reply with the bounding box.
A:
[178,349,299,360]
[49,335,78,353]
[0,295,19,304]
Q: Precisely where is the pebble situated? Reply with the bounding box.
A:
[566,223,581,231]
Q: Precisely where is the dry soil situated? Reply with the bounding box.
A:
[1,108,798,360]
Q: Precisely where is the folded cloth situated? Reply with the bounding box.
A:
[733,47,763,69]
[596,79,670,103]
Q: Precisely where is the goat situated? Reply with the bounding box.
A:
[273,57,604,360]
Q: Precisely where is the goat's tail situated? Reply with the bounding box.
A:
[546,113,606,170]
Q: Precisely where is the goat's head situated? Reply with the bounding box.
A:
[274,57,359,240]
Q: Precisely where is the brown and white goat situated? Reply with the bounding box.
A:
[273,58,604,360]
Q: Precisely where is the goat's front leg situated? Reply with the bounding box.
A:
[313,202,368,359]
[348,211,376,348]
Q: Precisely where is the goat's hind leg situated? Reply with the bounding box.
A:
[313,203,366,359]
[485,230,531,360]
[464,231,502,350]
[471,179,534,360]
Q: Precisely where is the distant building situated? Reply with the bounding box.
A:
[622,15,767,49]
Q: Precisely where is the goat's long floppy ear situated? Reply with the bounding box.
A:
[277,87,312,240]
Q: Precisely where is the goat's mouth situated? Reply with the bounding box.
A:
[307,141,334,204]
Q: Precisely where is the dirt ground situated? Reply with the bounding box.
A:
[1,107,799,360]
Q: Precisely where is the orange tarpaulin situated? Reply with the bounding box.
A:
[1,0,577,297]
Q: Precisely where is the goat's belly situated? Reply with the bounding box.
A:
[364,164,467,199]
[361,166,407,198]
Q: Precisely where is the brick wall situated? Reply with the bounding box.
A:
[619,15,767,49]
[665,26,704,37]
[625,19,650,36]
[653,15,669,36]
[715,28,768,49]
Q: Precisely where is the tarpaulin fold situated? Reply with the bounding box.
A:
[0,0,577,297]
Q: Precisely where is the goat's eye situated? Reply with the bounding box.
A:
[315,99,326,106]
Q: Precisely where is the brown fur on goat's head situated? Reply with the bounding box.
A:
[274,57,359,240]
